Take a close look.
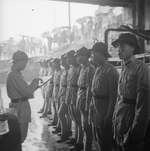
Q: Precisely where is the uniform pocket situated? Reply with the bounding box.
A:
[126,73,136,88]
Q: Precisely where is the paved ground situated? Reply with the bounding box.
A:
[0,85,71,151]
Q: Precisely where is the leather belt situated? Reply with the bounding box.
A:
[122,97,136,105]
[62,85,67,88]
[92,94,108,100]
[11,98,27,103]
[71,85,78,88]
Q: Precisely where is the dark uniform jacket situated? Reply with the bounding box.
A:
[91,61,119,127]
[113,57,149,145]
[58,68,68,102]
[77,63,95,113]
[65,65,80,105]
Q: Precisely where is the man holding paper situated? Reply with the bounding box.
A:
[6,50,41,143]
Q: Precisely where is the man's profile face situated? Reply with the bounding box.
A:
[53,62,59,69]
[118,43,134,60]
[91,51,97,64]
[67,58,71,65]
[67,57,75,65]
[91,51,104,65]
[61,59,67,68]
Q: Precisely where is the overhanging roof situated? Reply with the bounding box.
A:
[49,0,134,7]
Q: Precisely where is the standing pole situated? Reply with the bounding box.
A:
[68,0,71,43]
[68,0,71,29]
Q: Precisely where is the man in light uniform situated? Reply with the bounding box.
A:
[7,51,41,143]
[57,54,70,142]
[75,47,95,151]
[51,58,61,127]
[39,59,49,114]
[64,51,80,150]
[91,42,119,151]
[40,58,54,118]
[112,33,149,151]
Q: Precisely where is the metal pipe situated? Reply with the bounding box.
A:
[104,28,128,45]
[104,25,150,47]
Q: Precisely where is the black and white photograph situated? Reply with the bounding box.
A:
[0,0,150,151]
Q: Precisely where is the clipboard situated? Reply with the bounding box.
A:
[38,77,52,88]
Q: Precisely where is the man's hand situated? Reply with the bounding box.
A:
[31,78,43,90]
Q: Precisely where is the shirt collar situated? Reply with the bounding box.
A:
[82,61,90,68]
[123,56,136,67]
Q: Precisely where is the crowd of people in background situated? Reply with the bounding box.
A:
[37,33,150,151]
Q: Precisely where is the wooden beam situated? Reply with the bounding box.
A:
[49,0,133,7]
[132,0,145,52]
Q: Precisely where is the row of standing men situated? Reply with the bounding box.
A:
[38,33,150,151]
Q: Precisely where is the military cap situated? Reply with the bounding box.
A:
[91,42,111,58]
[47,58,53,63]
[53,58,60,65]
[61,54,67,60]
[75,47,91,57]
[12,50,28,62]
[112,33,140,50]
[66,50,76,58]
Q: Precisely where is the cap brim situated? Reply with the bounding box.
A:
[90,48,111,58]
[9,59,13,63]
[112,39,120,48]
[74,53,78,57]
[89,48,93,52]
[112,39,140,55]
[106,53,112,58]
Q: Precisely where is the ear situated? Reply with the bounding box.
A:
[125,44,133,54]
[129,45,135,54]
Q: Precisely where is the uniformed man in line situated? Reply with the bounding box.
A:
[7,51,41,143]
[37,59,44,113]
[75,47,95,151]
[0,113,22,151]
[46,58,54,115]
[38,59,48,115]
[41,59,48,77]
[112,33,149,151]
[40,58,54,118]
[90,42,119,151]
[38,59,49,114]
[38,59,45,112]
[47,58,55,116]
[50,58,61,128]
[39,59,44,77]
[63,50,80,149]
[44,60,49,76]
[56,54,70,142]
